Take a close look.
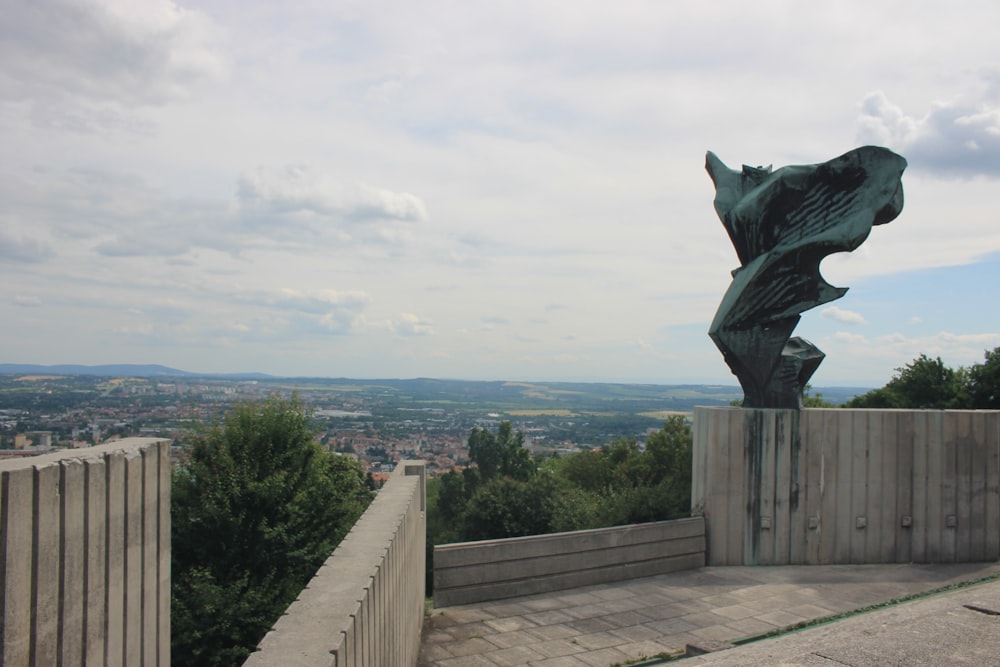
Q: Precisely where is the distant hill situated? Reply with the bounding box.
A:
[0,364,868,405]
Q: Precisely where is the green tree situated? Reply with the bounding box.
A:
[468,421,534,481]
[969,347,1000,409]
[847,354,970,409]
[461,475,557,541]
[171,396,373,666]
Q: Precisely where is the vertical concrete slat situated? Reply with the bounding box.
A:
[895,411,914,563]
[106,449,126,666]
[925,412,944,562]
[726,409,745,565]
[879,411,899,562]
[846,411,866,563]
[31,463,60,667]
[699,409,721,564]
[941,412,958,562]
[2,468,34,666]
[788,410,804,564]
[708,408,728,565]
[986,412,1000,561]
[833,410,853,563]
[60,459,86,666]
[969,412,988,562]
[816,409,838,564]
[757,410,775,566]
[798,410,817,565]
[701,409,720,564]
[363,584,373,667]
[141,447,158,667]
[862,411,882,563]
[124,452,144,665]
[157,440,171,667]
[85,457,108,665]
[772,410,799,565]
[911,411,929,562]
[953,412,970,561]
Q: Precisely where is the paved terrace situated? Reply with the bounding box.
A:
[418,562,1000,666]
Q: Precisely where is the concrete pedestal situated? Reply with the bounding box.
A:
[692,407,1000,566]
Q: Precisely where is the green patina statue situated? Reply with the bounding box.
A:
[706,146,906,409]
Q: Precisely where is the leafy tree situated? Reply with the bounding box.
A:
[461,475,557,541]
[468,421,534,481]
[644,416,693,492]
[171,396,373,666]
[847,354,970,409]
[969,347,1000,409]
[557,448,613,491]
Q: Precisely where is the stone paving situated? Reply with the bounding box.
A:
[418,562,1000,667]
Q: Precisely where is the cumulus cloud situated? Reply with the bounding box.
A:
[391,313,435,336]
[820,306,866,325]
[14,295,42,307]
[0,0,226,132]
[228,287,372,337]
[237,165,428,225]
[857,90,1000,178]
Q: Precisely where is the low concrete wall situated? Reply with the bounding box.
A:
[0,437,171,667]
[433,516,705,608]
[692,407,1000,566]
[245,461,427,667]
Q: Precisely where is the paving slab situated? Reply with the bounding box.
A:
[684,578,1000,666]
[419,563,1000,666]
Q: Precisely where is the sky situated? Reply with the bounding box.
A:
[2,0,999,386]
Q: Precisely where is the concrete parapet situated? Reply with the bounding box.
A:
[692,407,1000,565]
[0,437,171,666]
[433,516,705,608]
[245,460,427,667]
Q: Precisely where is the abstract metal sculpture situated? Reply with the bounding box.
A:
[706,146,906,408]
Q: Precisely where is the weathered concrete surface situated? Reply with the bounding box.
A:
[693,407,1000,566]
[419,562,1000,667]
[0,438,171,667]
[434,516,705,607]
[686,576,1000,666]
[245,461,426,667]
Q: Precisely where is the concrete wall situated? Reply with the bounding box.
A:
[245,461,426,667]
[692,407,1000,566]
[0,437,171,667]
[433,516,705,608]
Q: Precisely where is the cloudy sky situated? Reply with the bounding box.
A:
[2,0,999,386]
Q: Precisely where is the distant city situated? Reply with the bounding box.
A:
[0,364,868,476]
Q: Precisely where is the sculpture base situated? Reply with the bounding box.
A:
[692,407,1000,566]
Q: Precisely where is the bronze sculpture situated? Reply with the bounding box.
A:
[706,146,906,408]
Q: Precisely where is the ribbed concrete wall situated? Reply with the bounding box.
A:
[245,461,427,667]
[0,437,171,667]
[433,516,706,608]
[692,407,1000,566]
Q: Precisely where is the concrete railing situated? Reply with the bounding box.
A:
[245,460,427,667]
[693,407,1000,566]
[0,438,171,666]
[434,516,705,607]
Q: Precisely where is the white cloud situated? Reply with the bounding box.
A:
[14,296,42,307]
[0,0,226,132]
[858,89,1000,178]
[820,306,867,325]
[237,165,428,224]
[392,313,435,336]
